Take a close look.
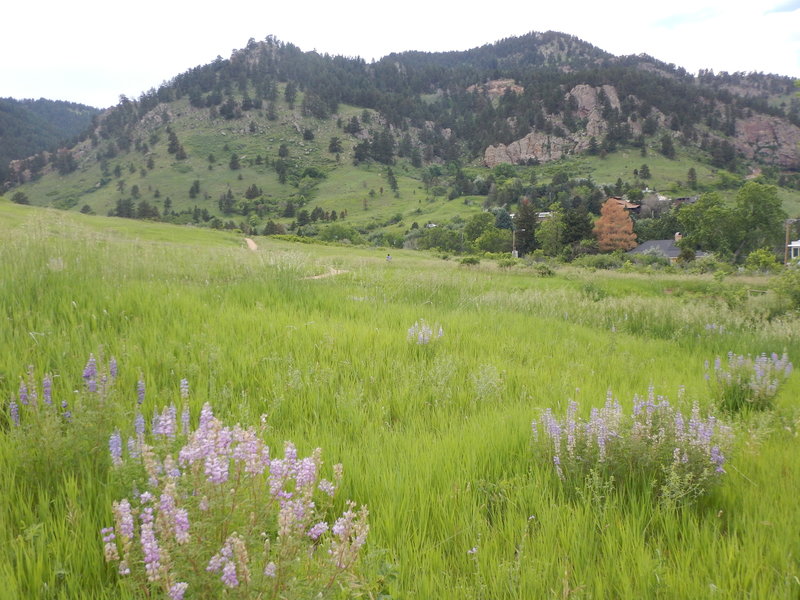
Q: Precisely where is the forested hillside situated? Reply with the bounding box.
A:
[3,32,799,262]
[0,97,100,182]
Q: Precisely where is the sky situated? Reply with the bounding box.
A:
[3,0,800,109]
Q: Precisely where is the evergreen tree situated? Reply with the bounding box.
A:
[593,198,637,252]
[687,167,698,190]
[386,167,399,194]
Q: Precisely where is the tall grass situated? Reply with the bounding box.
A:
[1,202,799,598]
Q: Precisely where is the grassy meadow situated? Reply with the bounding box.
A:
[1,200,799,599]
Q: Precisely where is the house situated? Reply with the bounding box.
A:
[627,233,708,263]
[609,196,641,213]
[789,239,800,261]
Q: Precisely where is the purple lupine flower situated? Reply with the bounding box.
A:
[9,401,19,426]
[61,399,71,421]
[168,583,188,600]
[264,562,277,577]
[18,380,28,405]
[42,375,52,405]
[710,446,725,473]
[112,500,134,537]
[134,413,145,437]
[140,509,161,582]
[109,430,123,466]
[181,406,190,435]
[199,403,214,429]
[318,479,336,496]
[308,521,329,540]
[174,508,190,543]
[137,379,145,405]
[127,436,139,459]
[157,405,177,439]
[101,527,119,561]
[296,456,318,488]
[204,455,229,484]
[180,378,189,400]
[221,561,238,588]
[83,355,97,380]
[109,357,118,379]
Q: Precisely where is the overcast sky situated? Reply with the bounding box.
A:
[3,0,799,108]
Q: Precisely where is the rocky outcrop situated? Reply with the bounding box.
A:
[734,114,800,169]
[484,84,632,166]
[484,131,576,165]
[467,79,524,99]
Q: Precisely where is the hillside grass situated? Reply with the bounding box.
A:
[1,201,800,599]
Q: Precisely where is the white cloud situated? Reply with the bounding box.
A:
[2,0,798,108]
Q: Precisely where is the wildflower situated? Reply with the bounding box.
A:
[140,511,161,582]
[42,374,52,405]
[112,499,134,539]
[109,357,118,379]
[18,380,28,405]
[318,479,336,496]
[467,546,478,555]
[264,561,277,577]
[168,582,188,600]
[134,413,145,437]
[307,521,329,540]
[101,527,119,561]
[221,561,238,588]
[181,406,190,434]
[180,378,189,400]
[137,379,145,405]
[407,319,444,345]
[9,401,19,426]
[109,430,123,466]
[83,354,97,382]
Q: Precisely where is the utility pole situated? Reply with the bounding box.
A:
[785,218,800,264]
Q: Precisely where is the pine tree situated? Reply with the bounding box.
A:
[593,198,637,252]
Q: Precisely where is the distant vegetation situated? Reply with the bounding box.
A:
[0,97,100,182]
[2,33,799,266]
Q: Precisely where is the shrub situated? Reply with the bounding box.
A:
[744,249,781,273]
[532,391,732,506]
[773,263,800,309]
[572,253,624,270]
[103,402,370,599]
[705,352,793,412]
[459,256,480,266]
[496,257,518,268]
[5,353,123,494]
[407,319,444,345]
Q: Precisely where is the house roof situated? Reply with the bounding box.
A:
[627,239,709,260]
[628,239,682,259]
[789,239,800,248]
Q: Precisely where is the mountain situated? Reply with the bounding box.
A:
[3,32,799,255]
[0,97,100,182]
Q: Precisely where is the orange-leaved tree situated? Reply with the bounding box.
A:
[593,198,637,252]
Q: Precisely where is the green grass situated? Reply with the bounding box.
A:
[1,201,799,598]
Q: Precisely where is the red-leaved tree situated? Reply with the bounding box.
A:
[593,199,637,252]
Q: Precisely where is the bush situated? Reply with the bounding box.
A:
[705,352,793,412]
[459,256,480,266]
[774,263,800,309]
[744,249,781,274]
[496,257,519,268]
[103,402,370,599]
[572,253,624,270]
[532,392,732,506]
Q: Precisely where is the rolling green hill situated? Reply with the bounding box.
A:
[3,33,799,259]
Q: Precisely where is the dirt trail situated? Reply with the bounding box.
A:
[244,238,258,251]
[305,268,348,279]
